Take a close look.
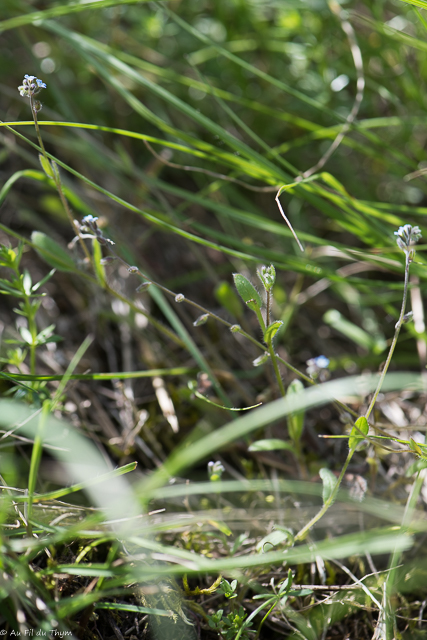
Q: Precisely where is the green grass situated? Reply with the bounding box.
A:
[1,0,427,638]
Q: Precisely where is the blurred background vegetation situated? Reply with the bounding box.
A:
[2,0,427,638]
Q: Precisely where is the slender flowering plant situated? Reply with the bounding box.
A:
[18,75,46,112]
[394,224,422,261]
[18,75,94,266]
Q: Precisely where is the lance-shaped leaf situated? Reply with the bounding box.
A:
[319,468,338,504]
[286,379,305,445]
[264,320,283,344]
[349,416,369,451]
[39,154,54,179]
[248,438,295,452]
[233,273,263,308]
[31,231,77,273]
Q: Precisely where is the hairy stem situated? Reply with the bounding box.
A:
[294,448,354,542]
[365,252,411,421]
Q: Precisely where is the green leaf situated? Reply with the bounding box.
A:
[214,281,243,318]
[92,237,106,287]
[209,520,232,536]
[349,416,369,451]
[233,274,263,308]
[263,320,283,344]
[286,379,305,445]
[319,468,338,504]
[248,439,295,452]
[31,232,77,273]
[39,154,54,179]
[19,326,33,345]
[406,459,427,476]
[256,530,291,552]
[408,438,423,456]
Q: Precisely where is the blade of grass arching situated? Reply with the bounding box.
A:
[141,174,390,257]
[139,372,425,496]
[26,336,93,532]
[88,41,322,134]
[157,3,351,125]
[0,165,97,220]
[0,399,141,530]
[354,12,427,53]
[1,120,280,183]
[16,462,137,504]
[398,0,427,6]
[81,31,426,163]
[415,7,427,30]
[95,602,172,616]
[3,127,397,258]
[0,0,152,33]
[0,161,399,288]
[3,367,195,382]
[115,253,231,409]
[126,528,411,576]
[297,176,395,247]
[189,63,296,174]
[271,120,417,173]
[41,21,290,183]
[147,479,427,532]
[3,126,278,264]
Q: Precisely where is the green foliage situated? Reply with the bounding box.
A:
[233,273,263,309]
[31,232,77,273]
[286,379,305,447]
[208,605,253,640]
[263,320,283,344]
[319,468,339,504]
[1,0,427,637]
[349,416,370,452]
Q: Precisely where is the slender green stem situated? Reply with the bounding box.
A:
[266,290,271,327]
[255,598,279,640]
[294,448,354,542]
[266,341,286,397]
[30,95,93,266]
[107,243,358,415]
[384,467,426,639]
[253,306,266,334]
[365,252,411,421]
[26,400,50,535]
[28,305,37,376]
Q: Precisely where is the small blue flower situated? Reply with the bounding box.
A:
[18,74,47,98]
[306,355,330,381]
[394,224,422,254]
[82,215,99,226]
[313,355,330,369]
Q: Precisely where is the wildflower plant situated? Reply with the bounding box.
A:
[294,223,423,542]
[0,242,59,392]
[5,14,427,635]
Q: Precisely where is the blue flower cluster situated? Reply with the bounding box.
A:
[394,224,422,254]
[18,75,47,98]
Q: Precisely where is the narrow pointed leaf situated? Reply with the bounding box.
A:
[31,232,77,273]
[349,416,369,451]
[319,468,338,504]
[264,320,283,344]
[233,274,263,307]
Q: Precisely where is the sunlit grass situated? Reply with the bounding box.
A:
[1,0,427,637]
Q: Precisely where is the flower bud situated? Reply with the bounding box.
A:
[193,313,209,327]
